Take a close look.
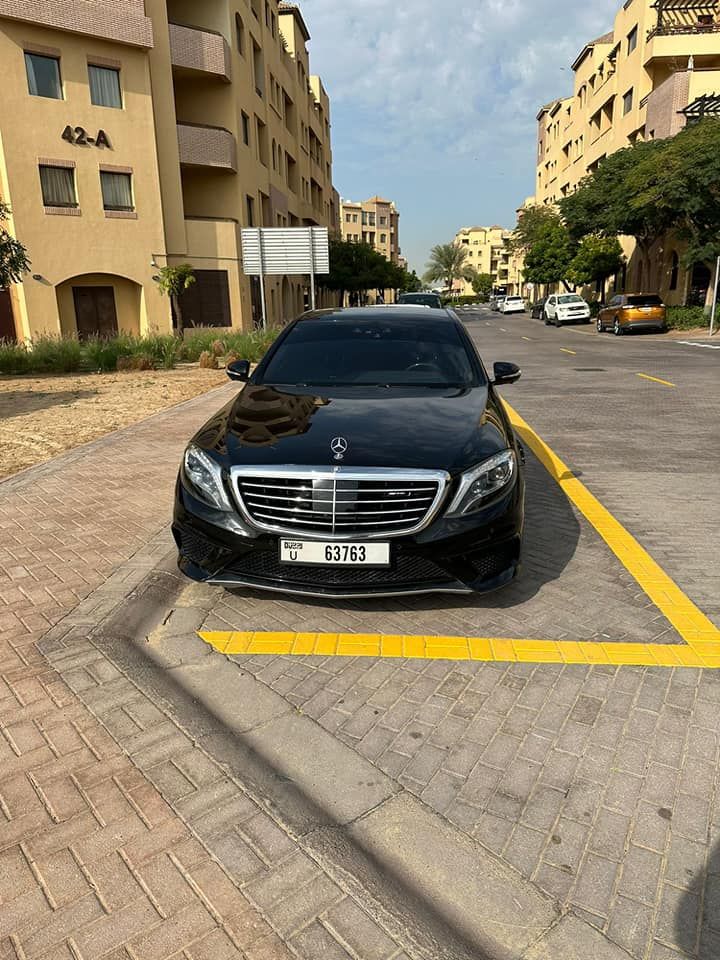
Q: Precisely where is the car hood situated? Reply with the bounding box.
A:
[192,383,511,475]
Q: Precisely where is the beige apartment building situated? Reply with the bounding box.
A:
[535,0,720,304]
[0,0,337,342]
[340,196,401,264]
[452,226,517,296]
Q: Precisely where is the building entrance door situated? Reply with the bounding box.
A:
[72,286,118,339]
[0,289,16,341]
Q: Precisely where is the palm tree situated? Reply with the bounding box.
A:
[424,243,474,295]
[154,264,196,336]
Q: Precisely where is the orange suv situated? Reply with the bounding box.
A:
[597,294,667,335]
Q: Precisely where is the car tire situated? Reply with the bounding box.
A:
[596,318,603,333]
[555,317,562,328]
[543,311,550,325]
[613,319,622,336]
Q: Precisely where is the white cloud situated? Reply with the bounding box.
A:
[298,0,620,264]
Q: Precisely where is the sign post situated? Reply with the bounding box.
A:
[710,254,720,337]
[241,227,329,324]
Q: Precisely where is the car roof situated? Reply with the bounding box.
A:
[298,306,456,322]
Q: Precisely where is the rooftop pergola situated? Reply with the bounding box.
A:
[650,0,720,36]
[681,93,720,120]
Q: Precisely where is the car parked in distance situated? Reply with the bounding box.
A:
[531,298,547,319]
[493,296,506,312]
[398,292,443,309]
[173,306,525,599]
[500,296,526,314]
[596,294,667,335]
[543,293,591,326]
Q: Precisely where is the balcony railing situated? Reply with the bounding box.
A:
[648,22,720,39]
[177,123,237,172]
[169,22,231,81]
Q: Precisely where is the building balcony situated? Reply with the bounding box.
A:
[177,123,237,172]
[645,21,720,62]
[169,22,232,82]
[0,0,153,47]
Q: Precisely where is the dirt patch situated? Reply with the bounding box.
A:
[0,366,227,479]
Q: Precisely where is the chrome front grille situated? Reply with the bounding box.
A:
[230,467,450,539]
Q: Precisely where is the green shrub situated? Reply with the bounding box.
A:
[0,326,282,376]
[666,306,708,330]
[29,335,83,373]
[0,340,31,375]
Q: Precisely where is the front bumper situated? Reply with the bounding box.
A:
[557,313,590,324]
[173,477,524,599]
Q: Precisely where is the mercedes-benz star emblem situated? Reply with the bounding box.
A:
[331,437,348,461]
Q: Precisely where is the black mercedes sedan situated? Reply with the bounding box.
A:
[173,306,525,599]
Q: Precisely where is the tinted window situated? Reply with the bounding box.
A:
[627,294,663,306]
[25,53,62,99]
[261,318,480,387]
[558,295,584,304]
[398,293,442,308]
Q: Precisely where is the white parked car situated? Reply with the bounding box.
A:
[500,296,526,314]
[543,293,591,326]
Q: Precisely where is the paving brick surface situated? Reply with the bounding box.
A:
[0,388,408,960]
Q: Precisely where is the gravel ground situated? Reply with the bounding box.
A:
[0,365,227,479]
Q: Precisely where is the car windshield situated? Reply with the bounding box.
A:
[627,294,663,306]
[398,293,442,307]
[506,297,523,303]
[558,295,584,304]
[259,317,481,388]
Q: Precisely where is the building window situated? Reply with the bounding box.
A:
[271,12,276,37]
[627,26,638,55]
[380,233,387,243]
[623,88,634,115]
[89,65,122,108]
[241,111,250,146]
[235,14,245,55]
[25,53,62,99]
[265,1,270,27]
[345,213,351,222]
[670,251,679,291]
[251,38,264,97]
[250,0,260,20]
[100,171,133,211]
[246,195,255,227]
[39,164,77,207]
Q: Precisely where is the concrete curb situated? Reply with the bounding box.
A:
[37,529,633,960]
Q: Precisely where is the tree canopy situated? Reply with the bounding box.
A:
[523,224,574,286]
[628,118,720,265]
[0,202,31,290]
[423,243,474,292]
[508,205,562,254]
[470,271,493,300]
[318,237,406,302]
[567,234,625,287]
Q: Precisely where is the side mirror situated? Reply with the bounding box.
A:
[226,359,250,382]
[492,362,521,386]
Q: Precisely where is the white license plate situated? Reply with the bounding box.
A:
[279,540,390,566]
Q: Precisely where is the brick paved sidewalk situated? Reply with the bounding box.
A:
[0,389,409,960]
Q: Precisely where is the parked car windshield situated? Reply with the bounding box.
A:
[627,294,663,306]
[558,295,584,304]
[506,297,523,303]
[398,293,443,308]
[260,317,482,388]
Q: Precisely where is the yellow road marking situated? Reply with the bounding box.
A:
[521,336,532,341]
[503,401,719,650]
[197,631,720,668]
[637,373,675,388]
[196,404,720,668]
[560,348,577,355]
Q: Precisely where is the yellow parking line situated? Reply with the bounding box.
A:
[637,373,675,388]
[196,405,720,669]
[197,631,720,668]
[503,401,719,650]
[522,336,532,341]
[560,348,577,355]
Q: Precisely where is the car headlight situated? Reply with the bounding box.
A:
[182,444,233,511]
[446,450,516,516]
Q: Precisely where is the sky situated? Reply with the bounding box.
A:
[299,0,620,273]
